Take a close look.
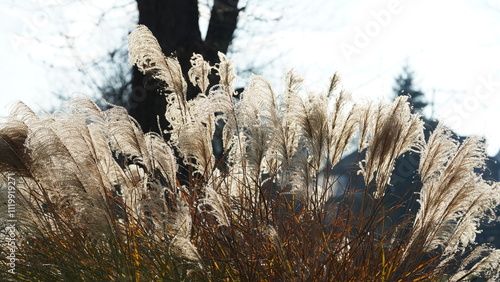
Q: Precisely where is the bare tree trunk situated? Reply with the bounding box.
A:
[205,0,240,62]
[129,0,239,134]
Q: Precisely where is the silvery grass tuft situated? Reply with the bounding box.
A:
[0,24,499,281]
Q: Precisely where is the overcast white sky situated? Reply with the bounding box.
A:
[1,0,500,154]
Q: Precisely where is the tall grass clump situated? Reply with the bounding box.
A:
[1,25,499,281]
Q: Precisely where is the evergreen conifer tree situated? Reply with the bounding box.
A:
[393,65,427,114]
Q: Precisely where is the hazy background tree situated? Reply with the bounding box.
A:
[393,65,427,115]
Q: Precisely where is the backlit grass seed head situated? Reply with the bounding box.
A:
[200,186,231,227]
[357,96,425,198]
[413,124,500,255]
